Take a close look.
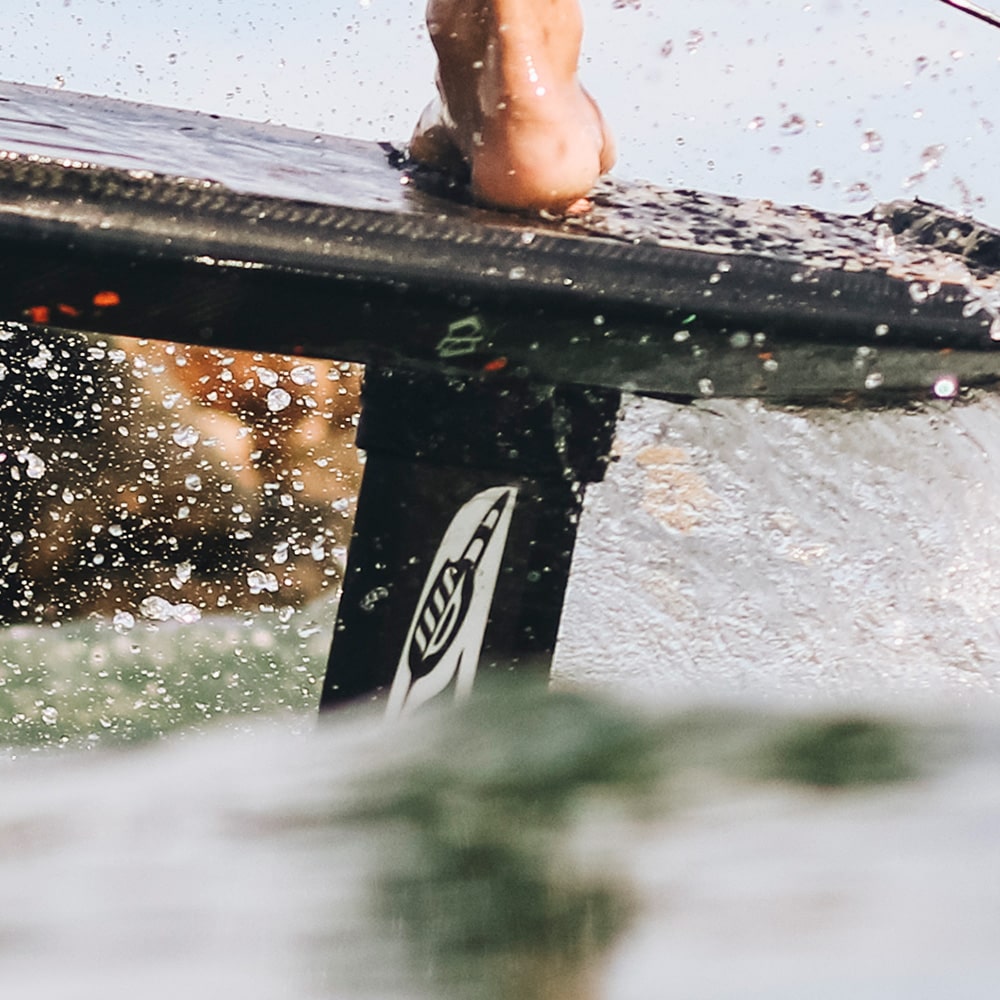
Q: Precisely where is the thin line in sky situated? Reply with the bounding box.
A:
[939,0,1000,29]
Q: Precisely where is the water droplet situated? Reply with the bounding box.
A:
[140,595,175,621]
[266,387,292,412]
[808,168,824,187]
[746,115,765,131]
[40,706,59,726]
[184,473,202,491]
[729,331,751,348]
[171,603,202,625]
[920,144,945,172]
[864,372,884,389]
[780,114,806,135]
[172,425,200,447]
[686,29,704,54]
[844,182,872,204]
[697,378,715,396]
[875,323,890,336]
[290,364,317,386]
[933,375,959,399]
[660,39,674,58]
[360,586,390,611]
[21,452,46,479]
[860,129,883,153]
[508,265,527,280]
[113,610,136,633]
[255,366,279,388]
[247,569,279,594]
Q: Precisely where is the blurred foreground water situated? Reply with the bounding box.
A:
[1,628,999,999]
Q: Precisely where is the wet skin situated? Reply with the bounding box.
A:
[410,0,616,213]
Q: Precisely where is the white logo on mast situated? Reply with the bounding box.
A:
[385,486,517,719]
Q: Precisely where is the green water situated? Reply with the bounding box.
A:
[0,600,334,749]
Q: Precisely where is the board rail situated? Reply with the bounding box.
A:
[0,81,998,402]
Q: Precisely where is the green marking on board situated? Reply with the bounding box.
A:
[437,316,486,358]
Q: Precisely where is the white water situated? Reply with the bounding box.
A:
[2,695,999,999]
[558,393,1000,704]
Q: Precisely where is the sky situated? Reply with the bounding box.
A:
[2,0,999,225]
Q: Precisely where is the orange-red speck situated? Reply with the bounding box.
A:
[92,290,121,308]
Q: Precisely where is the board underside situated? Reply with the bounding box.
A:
[0,80,999,401]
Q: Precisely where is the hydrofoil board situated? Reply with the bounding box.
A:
[0,80,998,401]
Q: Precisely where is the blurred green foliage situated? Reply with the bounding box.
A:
[765,716,916,788]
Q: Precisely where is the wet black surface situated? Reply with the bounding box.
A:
[0,80,998,401]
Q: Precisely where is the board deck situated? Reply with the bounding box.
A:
[1,79,999,401]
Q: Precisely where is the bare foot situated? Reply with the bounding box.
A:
[410,0,615,213]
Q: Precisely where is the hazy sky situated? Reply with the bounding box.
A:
[3,0,998,225]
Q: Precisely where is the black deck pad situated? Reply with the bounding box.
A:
[0,80,998,401]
